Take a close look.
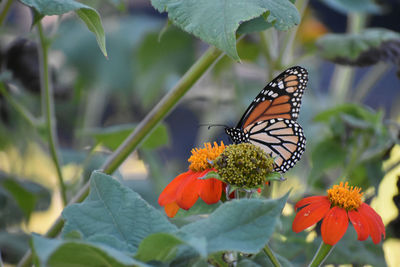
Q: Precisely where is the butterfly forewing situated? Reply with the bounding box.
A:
[237,66,308,129]
[244,118,306,173]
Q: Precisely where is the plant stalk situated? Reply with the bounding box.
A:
[37,22,68,205]
[17,44,224,267]
[0,0,13,26]
[329,13,366,102]
[263,244,281,267]
[101,46,223,174]
[308,242,333,267]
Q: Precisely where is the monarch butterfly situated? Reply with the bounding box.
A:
[225,66,308,173]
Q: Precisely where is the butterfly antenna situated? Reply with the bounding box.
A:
[198,123,229,130]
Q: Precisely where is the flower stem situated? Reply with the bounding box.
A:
[17,45,224,267]
[37,22,68,206]
[308,242,333,267]
[263,244,281,267]
[0,0,13,26]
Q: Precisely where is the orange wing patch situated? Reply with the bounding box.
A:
[242,96,292,128]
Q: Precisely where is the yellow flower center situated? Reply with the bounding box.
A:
[327,182,363,211]
[188,141,225,172]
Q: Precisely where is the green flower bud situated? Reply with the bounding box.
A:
[213,143,274,188]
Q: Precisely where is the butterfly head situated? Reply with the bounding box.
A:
[225,127,249,144]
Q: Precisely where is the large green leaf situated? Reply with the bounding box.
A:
[178,193,289,254]
[19,0,107,57]
[62,171,177,254]
[317,28,400,66]
[31,234,147,267]
[151,0,299,60]
[85,123,169,151]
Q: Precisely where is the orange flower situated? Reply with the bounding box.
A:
[292,182,385,246]
[158,142,225,217]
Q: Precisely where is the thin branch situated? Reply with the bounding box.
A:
[37,22,68,205]
[0,0,13,26]
[263,244,281,267]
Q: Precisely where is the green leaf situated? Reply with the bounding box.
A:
[321,0,382,14]
[317,28,400,66]
[151,0,300,60]
[62,171,177,254]
[237,15,274,34]
[19,0,107,57]
[314,104,377,124]
[178,193,289,254]
[237,259,262,267]
[135,233,184,263]
[75,9,107,58]
[172,200,222,221]
[31,234,148,267]
[86,123,169,151]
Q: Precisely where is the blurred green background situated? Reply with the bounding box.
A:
[0,0,400,266]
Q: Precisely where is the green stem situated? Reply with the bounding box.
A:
[308,242,333,267]
[329,13,366,102]
[17,45,224,267]
[0,83,40,128]
[263,244,281,267]
[276,0,309,67]
[0,0,13,26]
[101,46,223,174]
[37,22,68,205]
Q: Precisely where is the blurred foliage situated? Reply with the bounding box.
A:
[85,123,169,151]
[310,104,396,190]
[320,0,383,14]
[318,28,400,68]
[0,0,399,266]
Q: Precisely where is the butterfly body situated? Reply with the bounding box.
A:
[225,66,308,173]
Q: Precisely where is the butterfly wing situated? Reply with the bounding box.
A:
[244,118,306,173]
[236,66,308,129]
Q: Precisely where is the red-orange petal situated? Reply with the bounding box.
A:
[176,171,202,210]
[292,197,331,233]
[158,171,191,206]
[198,177,223,204]
[358,203,385,244]
[164,202,180,218]
[294,196,329,211]
[348,210,370,241]
[321,206,349,246]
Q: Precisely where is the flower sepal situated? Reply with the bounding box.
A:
[227,183,264,194]
[198,170,223,181]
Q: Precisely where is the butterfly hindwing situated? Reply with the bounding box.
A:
[237,66,308,129]
[244,118,306,173]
